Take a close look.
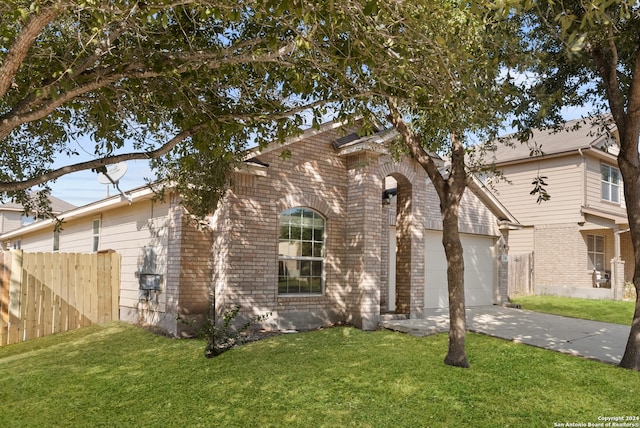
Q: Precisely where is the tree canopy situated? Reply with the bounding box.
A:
[1,0,523,367]
[0,0,339,216]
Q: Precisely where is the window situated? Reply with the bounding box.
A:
[92,219,100,252]
[587,235,605,271]
[601,164,620,203]
[278,208,325,295]
[53,230,59,252]
[21,215,34,226]
[12,239,21,250]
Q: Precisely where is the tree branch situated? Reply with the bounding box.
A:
[386,97,447,198]
[625,42,640,144]
[0,123,206,192]
[448,132,467,200]
[0,39,298,141]
[0,3,63,98]
[0,69,163,141]
[590,26,626,128]
[0,94,328,193]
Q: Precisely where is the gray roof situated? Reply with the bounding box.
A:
[485,116,617,164]
[0,194,76,213]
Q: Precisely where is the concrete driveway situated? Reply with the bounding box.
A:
[379,306,631,365]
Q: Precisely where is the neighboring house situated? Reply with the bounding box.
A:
[0,195,76,244]
[0,120,518,335]
[486,116,631,300]
[0,186,211,336]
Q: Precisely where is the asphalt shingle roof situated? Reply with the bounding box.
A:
[0,194,76,213]
[486,116,616,164]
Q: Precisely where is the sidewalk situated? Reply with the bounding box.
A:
[379,306,631,364]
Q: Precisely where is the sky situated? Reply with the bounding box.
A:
[49,159,153,207]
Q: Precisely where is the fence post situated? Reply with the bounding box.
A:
[0,251,9,346]
[8,250,23,344]
[110,251,120,320]
[96,250,120,323]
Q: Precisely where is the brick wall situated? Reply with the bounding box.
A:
[377,160,427,319]
[533,223,613,289]
[163,194,213,336]
[394,174,413,314]
[496,233,509,304]
[177,215,212,316]
[211,129,350,330]
[345,152,382,330]
[530,222,636,297]
[211,189,232,323]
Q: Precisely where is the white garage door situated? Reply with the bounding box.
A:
[424,230,496,309]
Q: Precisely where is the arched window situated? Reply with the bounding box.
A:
[278,208,325,295]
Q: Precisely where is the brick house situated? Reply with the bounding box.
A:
[211,121,517,331]
[0,120,517,335]
[486,116,631,300]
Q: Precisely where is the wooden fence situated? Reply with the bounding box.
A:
[508,252,534,296]
[0,250,120,346]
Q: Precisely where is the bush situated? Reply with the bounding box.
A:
[623,282,637,301]
[201,298,271,358]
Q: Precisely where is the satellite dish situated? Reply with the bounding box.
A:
[97,162,132,203]
[97,162,128,185]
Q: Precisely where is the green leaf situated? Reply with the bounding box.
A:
[363,0,379,16]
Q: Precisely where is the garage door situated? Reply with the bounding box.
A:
[424,230,496,309]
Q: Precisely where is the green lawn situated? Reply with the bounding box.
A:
[0,323,638,427]
[510,295,636,325]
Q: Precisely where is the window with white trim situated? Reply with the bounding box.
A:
[601,164,620,203]
[278,208,325,295]
[92,219,100,252]
[587,234,605,271]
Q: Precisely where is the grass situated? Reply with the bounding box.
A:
[510,295,636,325]
[0,322,639,427]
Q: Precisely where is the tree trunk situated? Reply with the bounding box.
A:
[442,196,470,368]
[385,100,469,367]
[618,136,640,371]
[589,29,640,370]
[619,291,640,370]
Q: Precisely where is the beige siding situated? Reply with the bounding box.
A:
[99,200,170,311]
[58,220,94,252]
[507,227,534,254]
[19,229,55,251]
[493,155,584,225]
[0,211,22,234]
[424,183,500,236]
[584,156,627,214]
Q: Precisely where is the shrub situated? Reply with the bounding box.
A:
[623,282,637,301]
[201,297,271,358]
